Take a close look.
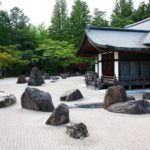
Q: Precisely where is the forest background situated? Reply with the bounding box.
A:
[0,0,150,77]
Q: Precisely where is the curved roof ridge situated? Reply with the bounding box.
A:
[125,17,150,29]
[86,26,150,33]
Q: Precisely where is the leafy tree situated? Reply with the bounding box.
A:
[34,39,79,73]
[10,7,29,30]
[111,0,134,27]
[49,0,68,41]
[9,7,38,50]
[37,23,48,44]
[91,8,109,27]
[0,11,11,45]
[68,0,91,47]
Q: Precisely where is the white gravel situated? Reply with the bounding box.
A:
[0,76,150,150]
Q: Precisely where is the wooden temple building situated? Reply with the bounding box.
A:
[76,18,150,89]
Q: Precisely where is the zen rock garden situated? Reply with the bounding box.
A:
[2,66,150,140]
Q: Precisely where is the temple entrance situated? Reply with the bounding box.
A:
[102,53,114,76]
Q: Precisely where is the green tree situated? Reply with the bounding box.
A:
[0,11,11,45]
[68,0,91,46]
[132,1,150,22]
[49,0,68,41]
[111,0,134,27]
[91,8,109,27]
[37,23,48,44]
[9,7,38,50]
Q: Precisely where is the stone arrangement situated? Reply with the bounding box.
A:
[28,67,45,86]
[17,75,27,84]
[0,91,16,107]
[103,85,150,114]
[21,87,55,112]
[66,122,89,139]
[104,85,127,109]
[60,89,83,101]
[46,103,69,125]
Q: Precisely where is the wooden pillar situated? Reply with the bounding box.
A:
[114,52,119,79]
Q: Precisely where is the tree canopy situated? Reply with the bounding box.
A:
[0,1,150,77]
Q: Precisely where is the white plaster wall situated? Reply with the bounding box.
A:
[98,62,102,77]
[114,52,119,78]
[95,63,98,73]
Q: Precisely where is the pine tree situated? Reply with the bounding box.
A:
[68,0,91,47]
[91,8,109,27]
[111,0,134,27]
[49,0,68,41]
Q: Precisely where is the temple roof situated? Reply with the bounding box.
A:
[76,26,150,57]
[125,17,150,30]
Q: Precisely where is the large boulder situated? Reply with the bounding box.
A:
[21,87,55,112]
[104,85,127,109]
[0,91,16,107]
[60,89,83,101]
[17,75,27,84]
[107,100,150,114]
[66,122,89,139]
[46,103,69,125]
[28,67,45,86]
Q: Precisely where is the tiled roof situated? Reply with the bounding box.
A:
[85,26,150,51]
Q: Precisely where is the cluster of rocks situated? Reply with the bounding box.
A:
[19,86,88,139]
[45,103,88,139]
[104,85,150,114]
[45,89,88,139]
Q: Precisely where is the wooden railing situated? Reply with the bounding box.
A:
[85,72,150,89]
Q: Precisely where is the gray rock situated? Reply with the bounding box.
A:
[104,85,127,109]
[21,87,55,112]
[66,122,89,139]
[60,89,83,101]
[50,76,59,80]
[28,67,45,86]
[143,92,150,100]
[127,95,136,101]
[43,73,50,80]
[69,102,103,109]
[107,100,150,114]
[46,103,69,125]
[17,75,27,84]
[0,91,16,107]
